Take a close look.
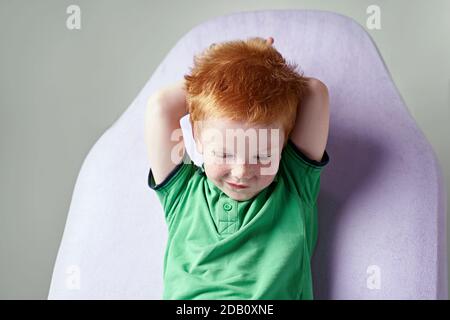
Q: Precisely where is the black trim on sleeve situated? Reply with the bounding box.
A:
[148,153,191,191]
[287,139,330,168]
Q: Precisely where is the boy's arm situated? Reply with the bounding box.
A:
[288,77,330,162]
[144,80,189,185]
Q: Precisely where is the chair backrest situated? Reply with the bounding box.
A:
[48,9,447,299]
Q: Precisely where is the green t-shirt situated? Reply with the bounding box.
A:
[148,139,330,299]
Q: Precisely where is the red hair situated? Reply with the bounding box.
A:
[184,37,308,146]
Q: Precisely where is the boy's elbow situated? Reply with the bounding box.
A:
[307,78,329,97]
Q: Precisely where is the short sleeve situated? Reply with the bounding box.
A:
[148,151,197,223]
[278,139,330,206]
[278,139,330,256]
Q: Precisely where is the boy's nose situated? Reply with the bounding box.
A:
[231,163,254,180]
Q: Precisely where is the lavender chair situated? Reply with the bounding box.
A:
[48,9,448,299]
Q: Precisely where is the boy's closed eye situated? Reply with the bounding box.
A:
[211,151,272,160]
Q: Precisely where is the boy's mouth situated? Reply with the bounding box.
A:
[226,181,249,189]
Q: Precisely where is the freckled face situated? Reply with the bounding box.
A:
[194,118,284,201]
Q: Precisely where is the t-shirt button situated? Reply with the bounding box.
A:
[223,203,232,211]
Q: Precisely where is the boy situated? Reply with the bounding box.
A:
[145,37,330,299]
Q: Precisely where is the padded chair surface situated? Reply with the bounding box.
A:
[48,9,447,299]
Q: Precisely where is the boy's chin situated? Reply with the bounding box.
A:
[224,189,257,202]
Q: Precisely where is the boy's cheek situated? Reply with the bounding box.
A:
[258,159,280,177]
[204,163,229,177]
[203,154,224,166]
[256,173,277,189]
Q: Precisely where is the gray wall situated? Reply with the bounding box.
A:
[0,0,448,299]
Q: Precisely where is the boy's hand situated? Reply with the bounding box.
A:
[266,37,274,45]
